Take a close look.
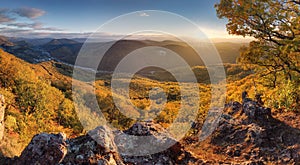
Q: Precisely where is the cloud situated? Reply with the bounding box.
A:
[7,22,40,28]
[0,26,84,38]
[0,7,65,37]
[0,8,9,13]
[0,7,46,23]
[0,29,121,40]
[6,22,64,31]
[29,22,43,29]
[0,14,14,23]
[139,12,149,17]
[0,27,31,34]
[35,26,64,31]
[40,32,92,38]
[0,8,15,23]
[13,7,45,19]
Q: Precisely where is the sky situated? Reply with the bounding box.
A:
[0,0,251,41]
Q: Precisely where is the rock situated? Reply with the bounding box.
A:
[226,146,234,157]
[10,121,202,164]
[207,91,300,164]
[5,90,300,164]
[89,125,118,153]
[75,154,84,161]
[123,121,155,136]
[234,149,241,157]
[243,100,258,119]
[62,125,124,165]
[246,123,267,146]
[225,145,242,157]
[16,133,67,165]
[61,121,202,164]
[224,101,242,115]
[117,121,200,164]
[97,158,109,165]
[241,92,272,120]
[199,107,223,141]
[0,95,5,141]
[255,93,264,106]
[242,153,251,160]
[115,121,176,156]
[243,160,265,165]
[242,91,248,101]
[278,145,300,164]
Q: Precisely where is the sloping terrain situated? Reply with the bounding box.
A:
[0,49,84,157]
[0,42,299,164]
[2,92,300,164]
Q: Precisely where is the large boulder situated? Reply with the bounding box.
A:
[16,133,67,165]
[118,121,201,164]
[61,125,124,165]
[116,121,175,156]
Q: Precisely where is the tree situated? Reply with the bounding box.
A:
[215,0,300,86]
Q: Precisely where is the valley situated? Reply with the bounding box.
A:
[0,35,299,164]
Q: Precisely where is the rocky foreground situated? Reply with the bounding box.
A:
[4,122,200,165]
[1,92,300,164]
[187,92,300,164]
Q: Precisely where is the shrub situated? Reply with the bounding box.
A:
[5,115,18,132]
[266,80,300,112]
[58,99,83,133]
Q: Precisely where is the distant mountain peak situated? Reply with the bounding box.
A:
[45,38,79,46]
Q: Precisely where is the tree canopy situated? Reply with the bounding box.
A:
[215,0,300,85]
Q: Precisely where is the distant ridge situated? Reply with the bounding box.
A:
[8,37,53,46]
[0,35,247,67]
[0,36,14,47]
[44,38,79,46]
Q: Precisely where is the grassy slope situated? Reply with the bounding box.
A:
[0,49,83,156]
[0,47,254,156]
[2,46,296,162]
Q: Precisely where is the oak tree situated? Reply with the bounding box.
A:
[215,0,300,86]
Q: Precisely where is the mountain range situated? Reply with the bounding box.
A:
[0,35,247,70]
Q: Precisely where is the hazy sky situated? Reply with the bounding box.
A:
[0,0,249,40]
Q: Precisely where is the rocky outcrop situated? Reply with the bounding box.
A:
[61,125,124,165]
[0,95,5,141]
[210,91,300,164]
[6,121,201,165]
[3,91,300,164]
[118,121,200,164]
[61,122,201,165]
[241,91,272,120]
[15,133,67,165]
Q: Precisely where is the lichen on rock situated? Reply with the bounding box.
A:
[15,133,67,165]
